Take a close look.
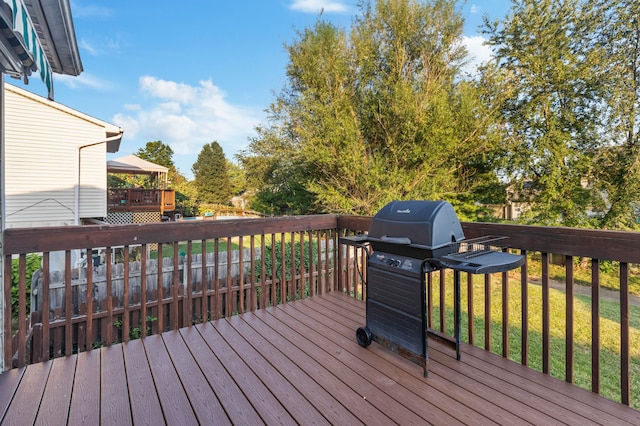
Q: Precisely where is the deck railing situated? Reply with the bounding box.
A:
[107,188,176,213]
[3,215,639,408]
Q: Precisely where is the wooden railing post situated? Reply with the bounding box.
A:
[592,258,601,394]
[620,262,630,405]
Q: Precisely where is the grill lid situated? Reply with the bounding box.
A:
[368,200,464,249]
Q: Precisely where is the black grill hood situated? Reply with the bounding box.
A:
[364,200,464,258]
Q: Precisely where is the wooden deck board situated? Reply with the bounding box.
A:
[143,334,199,425]
[0,367,23,421]
[214,316,330,425]
[121,338,165,425]
[271,302,456,424]
[1,292,639,425]
[194,322,297,425]
[225,314,363,425]
[34,355,76,425]
[177,326,263,425]
[161,330,230,425]
[68,349,100,425]
[317,293,566,424]
[101,345,133,425]
[3,360,51,425]
[251,308,395,425]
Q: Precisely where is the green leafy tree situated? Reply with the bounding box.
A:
[483,0,603,227]
[134,141,177,188]
[136,141,176,171]
[227,160,247,196]
[240,0,503,216]
[192,141,233,204]
[589,0,640,229]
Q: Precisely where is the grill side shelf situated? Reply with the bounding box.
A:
[438,250,525,274]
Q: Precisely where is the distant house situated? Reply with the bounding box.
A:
[3,83,123,228]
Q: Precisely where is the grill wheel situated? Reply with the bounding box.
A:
[356,327,372,347]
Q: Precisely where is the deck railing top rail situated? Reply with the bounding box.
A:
[4,214,339,255]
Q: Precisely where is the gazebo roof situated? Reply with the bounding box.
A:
[107,154,168,175]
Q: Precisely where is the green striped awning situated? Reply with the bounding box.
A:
[1,0,53,98]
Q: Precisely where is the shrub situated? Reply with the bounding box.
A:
[11,254,42,319]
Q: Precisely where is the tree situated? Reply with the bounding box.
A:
[483,0,603,227]
[132,141,179,188]
[589,0,640,229]
[136,141,176,171]
[192,141,233,204]
[483,0,640,229]
[227,160,247,196]
[239,0,503,216]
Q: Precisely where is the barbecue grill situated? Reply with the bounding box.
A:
[340,200,524,377]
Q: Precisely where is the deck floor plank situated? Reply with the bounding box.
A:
[100,345,133,426]
[142,334,198,425]
[194,322,297,425]
[226,313,364,425]
[215,316,331,425]
[251,308,397,425]
[178,326,264,425]
[304,295,548,425]
[2,360,51,425]
[161,330,231,425]
[34,355,76,425]
[460,342,640,425]
[68,349,101,425]
[1,292,639,425]
[0,367,24,421]
[271,302,454,424]
[121,338,165,425]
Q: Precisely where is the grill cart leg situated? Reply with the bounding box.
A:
[454,270,461,361]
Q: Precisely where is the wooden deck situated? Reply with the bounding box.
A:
[1,293,638,425]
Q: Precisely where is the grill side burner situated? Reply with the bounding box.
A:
[340,200,524,377]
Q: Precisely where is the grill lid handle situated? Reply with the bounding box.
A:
[379,236,412,245]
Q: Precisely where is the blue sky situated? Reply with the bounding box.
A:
[7,0,510,179]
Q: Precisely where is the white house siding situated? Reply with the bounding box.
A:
[79,143,107,219]
[3,84,121,228]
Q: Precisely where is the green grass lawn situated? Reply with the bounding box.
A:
[430,273,640,409]
[149,239,239,259]
[525,253,640,296]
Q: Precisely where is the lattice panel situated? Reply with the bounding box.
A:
[133,212,161,224]
[106,212,133,224]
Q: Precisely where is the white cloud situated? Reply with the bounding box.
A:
[290,0,350,14]
[139,76,196,104]
[113,76,262,174]
[79,35,123,57]
[461,35,493,76]
[470,4,481,15]
[54,72,112,91]
[79,39,98,56]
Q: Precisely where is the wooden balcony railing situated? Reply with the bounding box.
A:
[3,215,639,408]
[108,188,176,213]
